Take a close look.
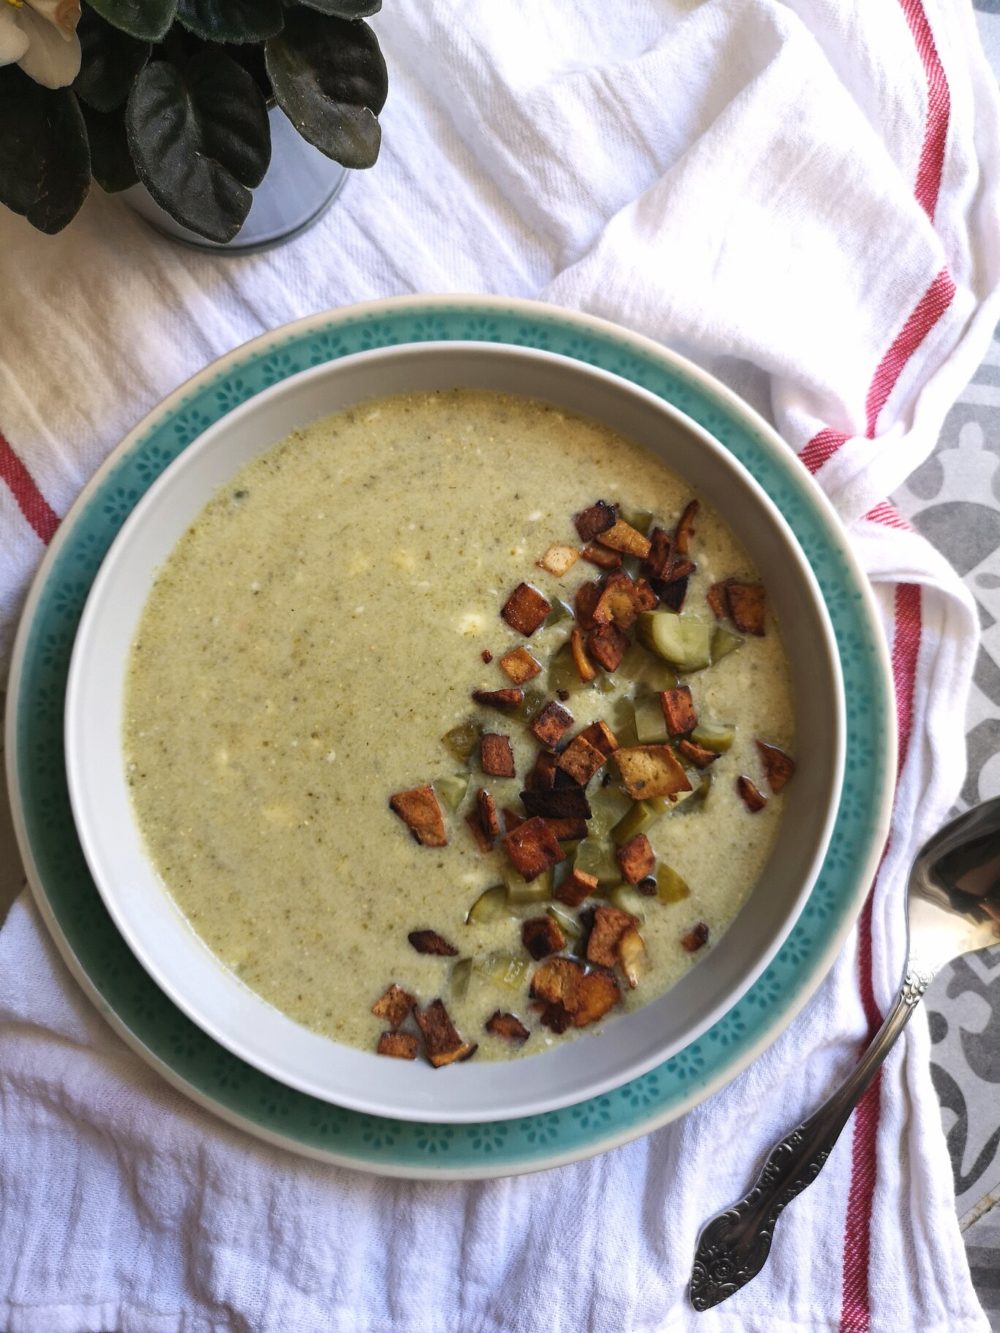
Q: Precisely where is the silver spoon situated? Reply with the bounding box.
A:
[689,795,1000,1311]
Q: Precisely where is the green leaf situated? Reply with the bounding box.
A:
[266,10,386,169]
[81,102,138,192]
[177,0,283,45]
[0,67,90,234]
[126,52,271,243]
[75,7,150,112]
[294,0,381,16]
[85,0,177,44]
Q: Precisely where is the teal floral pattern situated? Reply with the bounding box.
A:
[10,299,891,1177]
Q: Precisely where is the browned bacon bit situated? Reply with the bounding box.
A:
[587,623,629,672]
[655,576,689,613]
[415,999,478,1067]
[554,866,598,907]
[525,750,559,791]
[574,499,617,543]
[498,646,541,684]
[557,733,608,786]
[680,921,710,953]
[466,811,494,853]
[737,774,768,813]
[543,816,589,842]
[472,687,524,712]
[636,875,658,897]
[570,626,598,682]
[520,787,591,820]
[673,499,699,556]
[529,699,574,750]
[522,914,566,960]
[616,833,656,885]
[537,544,579,577]
[408,929,459,957]
[485,1011,530,1044]
[578,720,619,756]
[592,571,655,631]
[502,806,525,833]
[726,581,767,636]
[706,582,729,621]
[371,983,416,1028]
[618,926,647,989]
[480,733,516,778]
[501,582,552,637]
[377,1031,420,1060]
[755,740,796,793]
[581,543,623,570]
[660,686,697,736]
[574,580,602,629]
[586,905,638,970]
[642,527,673,581]
[677,738,719,769]
[502,816,565,881]
[596,518,652,560]
[614,745,692,800]
[530,956,620,1032]
[389,786,448,847]
[481,648,493,664]
[477,788,501,839]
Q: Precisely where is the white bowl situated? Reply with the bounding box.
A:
[65,342,844,1124]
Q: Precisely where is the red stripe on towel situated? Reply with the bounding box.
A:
[864,269,955,437]
[896,0,951,220]
[0,431,59,545]
[839,584,923,1333]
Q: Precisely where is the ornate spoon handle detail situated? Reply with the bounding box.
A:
[689,966,934,1311]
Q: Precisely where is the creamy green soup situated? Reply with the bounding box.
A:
[125,389,794,1062]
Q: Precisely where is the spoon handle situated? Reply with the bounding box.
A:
[689,964,935,1311]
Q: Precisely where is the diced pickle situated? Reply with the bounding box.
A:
[621,508,653,534]
[657,863,692,903]
[616,641,678,691]
[547,904,582,939]
[609,885,647,923]
[504,867,552,904]
[450,957,473,998]
[514,687,546,721]
[548,642,594,696]
[610,799,664,846]
[441,720,481,762]
[711,626,744,663]
[573,837,620,887]
[465,883,510,925]
[478,952,529,990]
[636,611,713,672]
[546,598,575,625]
[632,693,668,744]
[594,673,617,695]
[587,786,632,837]
[689,720,736,754]
[436,773,471,811]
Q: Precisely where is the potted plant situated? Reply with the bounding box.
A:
[0,0,387,244]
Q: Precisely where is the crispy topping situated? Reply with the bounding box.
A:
[485,1011,530,1044]
[706,582,729,621]
[466,811,494,852]
[709,579,767,635]
[525,750,559,790]
[737,774,768,812]
[554,866,598,907]
[642,527,673,581]
[376,1031,420,1060]
[590,571,656,631]
[502,806,526,833]
[472,687,524,712]
[587,623,629,672]
[538,544,580,577]
[673,499,699,556]
[501,582,552,636]
[529,699,574,750]
[481,648,493,664]
[522,914,566,960]
[477,788,501,839]
[616,833,656,885]
[573,499,617,543]
[655,575,689,613]
[371,983,416,1028]
[389,786,448,847]
[617,925,647,989]
[614,744,693,800]
[480,733,516,778]
[580,543,623,570]
[574,580,602,629]
[586,904,637,970]
[520,787,591,820]
[595,518,652,560]
[498,646,542,684]
[578,720,619,756]
[569,626,598,682]
[543,815,589,842]
[756,740,796,793]
[660,686,697,736]
[502,815,565,881]
[680,921,710,953]
[415,999,478,1067]
[677,738,719,769]
[556,733,608,786]
[530,956,620,1031]
[408,929,459,957]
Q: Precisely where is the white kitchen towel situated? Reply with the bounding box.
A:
[0,1,998,1329]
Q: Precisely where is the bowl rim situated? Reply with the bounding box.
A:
[62,334,845,1124]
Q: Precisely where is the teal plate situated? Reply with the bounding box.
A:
[5,297,894,1179]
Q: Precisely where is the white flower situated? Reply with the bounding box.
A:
[0,0,81,90]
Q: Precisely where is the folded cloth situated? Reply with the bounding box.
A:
[1,1,998,1329]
